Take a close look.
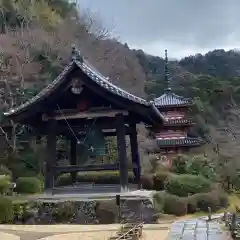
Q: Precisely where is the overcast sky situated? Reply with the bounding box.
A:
[77,0,240,59]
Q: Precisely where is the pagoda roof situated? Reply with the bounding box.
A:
[154,92,192,108]
[3,47,165,126]
[156,137,204,147]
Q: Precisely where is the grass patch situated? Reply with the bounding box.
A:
[227,194,240,212]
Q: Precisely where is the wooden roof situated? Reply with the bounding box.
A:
[4,47,165,126]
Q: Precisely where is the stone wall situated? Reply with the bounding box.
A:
[120,198,156,223]
[13,198,157,224]
[14,201,98,224]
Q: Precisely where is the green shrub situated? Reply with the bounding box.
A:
[16,177,42,194]
[0,165,12,177]
[185,156,217,180]
[56,171,134,186]
[96,200,116,224]
[0,197,13,223]
[13,202,25,221]
[171,154,189,174]
[0,175,11,195]
[185,191,228,213]
[141,174,153,190]
[194,191,228,212]
[164,174,212,197]
[218,191,229,208]
[185,195,198,214]
[153,171,171,191]
[52,202,76,222]
[163,194,187,216]
[153,192,165,213]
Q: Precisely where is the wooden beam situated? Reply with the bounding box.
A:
[116,113,128,190]
[37,125,132,138]
[70,139,77,183]
[129,121,141,189]
[44,120,57,191]
[42,108,129,121]
[55,126,131,138]
[54,163,119,173]
[103,129,131,136]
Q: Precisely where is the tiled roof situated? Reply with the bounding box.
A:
[4,48,149,117]
[77,60,147,105]
[156,137,204,147]
[154,92,192,107]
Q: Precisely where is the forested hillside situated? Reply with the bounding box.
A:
[1,0,240,182]
[134,49,240,178]
[135,49,240,129]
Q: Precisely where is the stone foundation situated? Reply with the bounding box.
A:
[14,201,97,224]
[120,199,156,223]
[13,198,156,224]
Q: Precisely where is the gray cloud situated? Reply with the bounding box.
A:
[77,0,240,57]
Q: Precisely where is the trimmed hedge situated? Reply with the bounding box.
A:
[0,197,13,223]
[0,165,12,177]
[186,190,228,213]
[141,174,154,190]
[163,194,187,216]
[154,190,228,216]
[0,175,11,195]
[56,170,172,190]
[52,201,76,222]
[164,174,212,197]
[16,177,42,194]
[56,171,134,186]
[153,171,171,191]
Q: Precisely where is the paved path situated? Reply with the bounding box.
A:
[167,218,223,240]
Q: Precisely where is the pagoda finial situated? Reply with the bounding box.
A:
[164,49,171,92]
[71,44,83,63]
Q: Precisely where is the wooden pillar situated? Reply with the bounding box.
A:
[129,121,141,189]
[70,138,77,184]
[44,120,57,191]
[116,114,128,191]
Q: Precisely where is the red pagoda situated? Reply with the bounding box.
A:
[150,50,204,168]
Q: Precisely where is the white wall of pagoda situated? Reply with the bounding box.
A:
[156,109,187,139]
[163,110,186,120]
[156,130,186,139]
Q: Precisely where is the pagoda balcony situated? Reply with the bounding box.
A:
[155,137,204,148]
[145,118,194,130]
[164,118,195,126]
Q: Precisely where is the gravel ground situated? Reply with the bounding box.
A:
[0,224,170,240]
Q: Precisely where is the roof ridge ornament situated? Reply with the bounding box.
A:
[164,49,172,93]
[71,44,83,63]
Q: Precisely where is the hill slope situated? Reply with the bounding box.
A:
[134,49,240,166]
[0,0,148,176]
[1,0,240,177]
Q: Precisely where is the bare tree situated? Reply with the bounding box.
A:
[207,106,240,189]
[0,1,148,174]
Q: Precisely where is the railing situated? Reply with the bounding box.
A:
[119,222,143,240]
[223,210,240,239]
[109,222,143,240]
[54,163,119,173]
